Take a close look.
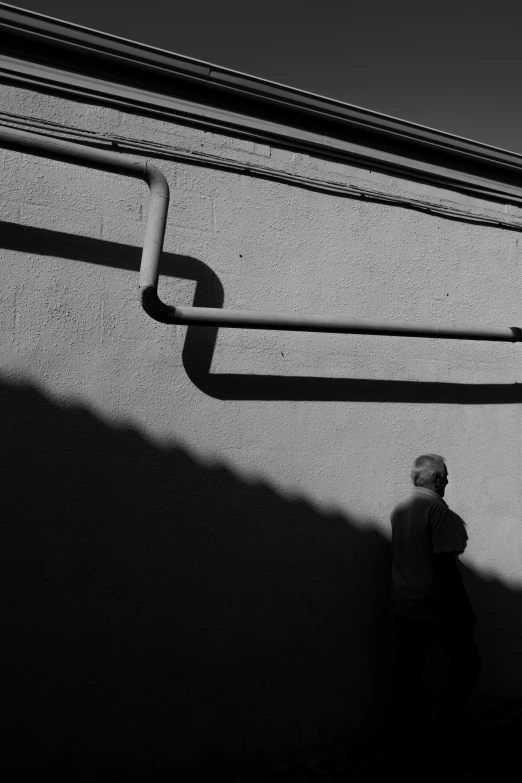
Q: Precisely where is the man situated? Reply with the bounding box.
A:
[390,454,481,739]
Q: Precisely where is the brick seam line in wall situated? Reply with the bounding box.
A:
[2,112,522,234]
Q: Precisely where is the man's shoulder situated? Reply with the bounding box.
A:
[391,496,413,515]
[392,493,435,514]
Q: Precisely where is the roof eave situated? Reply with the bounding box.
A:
[2,2,522,202]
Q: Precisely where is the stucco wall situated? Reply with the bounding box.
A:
[1,82,521,774]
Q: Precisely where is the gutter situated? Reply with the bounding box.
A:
[0,3,513,162]
[2,4,522,205]
[1,126,520,344]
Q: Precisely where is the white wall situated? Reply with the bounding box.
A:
[1,82,521,773]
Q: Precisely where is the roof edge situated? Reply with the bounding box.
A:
[2,1,522,199]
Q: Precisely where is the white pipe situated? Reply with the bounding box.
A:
[0,125,520,343]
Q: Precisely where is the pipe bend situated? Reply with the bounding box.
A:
[144,163,170,199]
[140,286,177,324]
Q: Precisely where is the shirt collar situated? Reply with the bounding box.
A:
[412,486,447,507]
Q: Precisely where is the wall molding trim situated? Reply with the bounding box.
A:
[2,3,522,204]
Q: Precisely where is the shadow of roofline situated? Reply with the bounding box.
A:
[0,375,521,774]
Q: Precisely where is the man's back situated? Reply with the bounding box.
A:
[391,487,465,620]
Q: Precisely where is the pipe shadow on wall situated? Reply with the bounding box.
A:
[1,220,521,404]
[0,378,522,777]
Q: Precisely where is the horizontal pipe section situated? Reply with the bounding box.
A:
[174,307,521,341]
[1,125,520,344]
[139,290,522,342]
[0,124,145,177]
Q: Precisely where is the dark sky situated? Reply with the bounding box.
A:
[8,0,522,154]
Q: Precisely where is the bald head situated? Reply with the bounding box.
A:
[411,454,448,497]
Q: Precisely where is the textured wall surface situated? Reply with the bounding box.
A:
[1,82,522,775]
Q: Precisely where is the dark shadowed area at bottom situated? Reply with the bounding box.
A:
[0,378,521,780]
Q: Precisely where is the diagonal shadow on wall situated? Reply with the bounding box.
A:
[0,378,521,778]
[0,377,392,776]
[1,220,521,404]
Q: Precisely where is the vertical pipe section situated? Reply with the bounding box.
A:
[138,165,176,324]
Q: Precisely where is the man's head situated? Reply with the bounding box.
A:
[411,454,448,498]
